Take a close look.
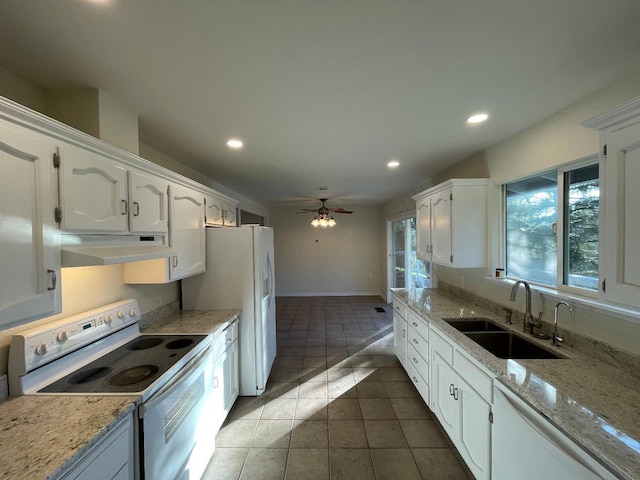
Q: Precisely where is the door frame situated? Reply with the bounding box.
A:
[386,210,415,303]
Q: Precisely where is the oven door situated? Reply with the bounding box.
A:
[139,343,214,480]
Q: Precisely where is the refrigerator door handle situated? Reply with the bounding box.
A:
[266,253,274,308]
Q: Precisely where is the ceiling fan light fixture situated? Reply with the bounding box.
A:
[311,216,320,227]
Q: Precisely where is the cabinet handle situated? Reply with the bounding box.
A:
[449,384,455,396]
[412,322,418,327]
[402,329,406,338]
[121,199,128,215]
[453,387,459,401]
[172,256,178,268]
[413,338,419,344]
[413,357,419,364]
[47,270,57,291]
[133,201,140,216]
[213,376,219,389]
[412,376,419,383]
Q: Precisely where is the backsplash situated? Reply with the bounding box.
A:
[139,300,181,330]
[439,282,640,376]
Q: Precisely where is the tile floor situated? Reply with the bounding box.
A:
[203,296,471,480]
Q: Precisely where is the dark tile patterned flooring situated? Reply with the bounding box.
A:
[203,296,470,480]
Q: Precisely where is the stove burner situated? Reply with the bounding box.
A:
[166,338,195,350]
[69,366,113,385]
[127,337,164,351]
[109,365,160,386]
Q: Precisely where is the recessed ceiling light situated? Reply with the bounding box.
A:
[226,138,243,149]
[466,113,489,124]
[387,160,400,168]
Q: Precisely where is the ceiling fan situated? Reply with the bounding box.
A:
[296,198,353,227]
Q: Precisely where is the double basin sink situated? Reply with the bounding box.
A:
[443,318,562,359]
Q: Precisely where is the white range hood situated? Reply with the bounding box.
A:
[61,234,175,267]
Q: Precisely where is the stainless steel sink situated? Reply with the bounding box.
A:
[464,332,563,359]
[443,318,507,332]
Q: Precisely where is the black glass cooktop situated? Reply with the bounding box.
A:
[40,334,207,394]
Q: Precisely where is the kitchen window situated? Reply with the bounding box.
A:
[504,157,599,293]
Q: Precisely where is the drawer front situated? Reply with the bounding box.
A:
[408,343,429,383]
[407,361,429,405]
[392,297,408,319]
[212,319,239,363]
[407,310,429,342]
[408,325,429,361]
[454,349,493,402]
[430,327,454,365]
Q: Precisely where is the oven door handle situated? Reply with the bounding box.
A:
[139,343,212,418]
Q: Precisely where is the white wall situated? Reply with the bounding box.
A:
[271,205,381,296]
[381,69,640,356]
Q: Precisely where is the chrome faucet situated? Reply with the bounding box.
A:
[553,301,574,346]
[509,280,543,334]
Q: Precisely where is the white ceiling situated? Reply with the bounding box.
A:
[1,1,639,207]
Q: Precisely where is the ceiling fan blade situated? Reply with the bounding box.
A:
[296,209,318,213]
[328,208,353,214]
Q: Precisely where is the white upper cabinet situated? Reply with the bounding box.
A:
[0,122,61,327]
[58,144,169,234]
[58,144,128,233]
[205,194,238,227]
[169,183,206,280]
[128,170,168,234]
[583,96,640,306]
[413,179,488,268]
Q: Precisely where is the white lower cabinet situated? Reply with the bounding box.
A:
[62,413,134,480]
[431,328,492,480]
[212,321,239,434]
[392,298,408,370]
[493,383,616,480]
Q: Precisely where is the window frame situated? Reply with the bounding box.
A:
[502,154,600,299]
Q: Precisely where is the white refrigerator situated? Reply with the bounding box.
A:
[182,225,276,396]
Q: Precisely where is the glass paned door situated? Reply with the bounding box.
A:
[389,217,429,299]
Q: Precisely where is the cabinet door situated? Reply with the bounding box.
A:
[169,183,205,280]
[431,352,457,435]
[59,144,128,232]
[128,171,168,234]
[0,124,61,326]
[223,203,237,226]
[458,377,491,480]
[602,119,640,305]
[431,189,452,265]
[205,194,224,226]
[415,197,431,261]
[393,313,407,369]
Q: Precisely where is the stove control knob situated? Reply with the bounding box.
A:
[104,313,113,325]
[35,344,48,356]
[117,309,125,319]
[129,308,137,318]
[56,331,68,343]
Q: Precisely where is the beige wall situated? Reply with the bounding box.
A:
[381,69,640,356]
[271,205,381,296]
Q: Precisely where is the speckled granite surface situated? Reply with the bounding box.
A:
[394,288,640,480]
[0,395,136,480]
[140,309,240,336]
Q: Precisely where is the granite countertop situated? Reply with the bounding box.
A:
[394,288,640,480]
[0,395,137,480]
[140,308,240,336]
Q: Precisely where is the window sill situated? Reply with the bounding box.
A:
[484,276,640,325]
